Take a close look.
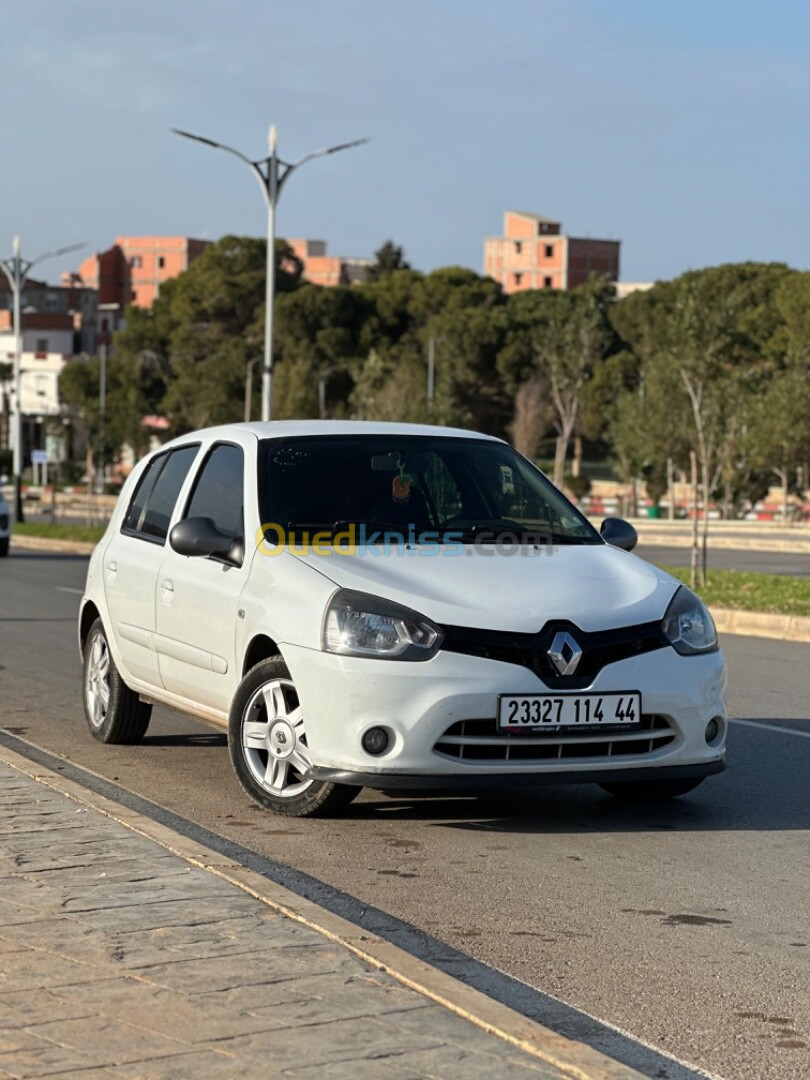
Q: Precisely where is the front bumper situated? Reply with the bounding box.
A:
[281,641,727,782]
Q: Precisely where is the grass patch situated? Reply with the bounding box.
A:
[15,522,106,544]
[661,565,810,618]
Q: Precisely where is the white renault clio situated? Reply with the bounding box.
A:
[79,421,726,816]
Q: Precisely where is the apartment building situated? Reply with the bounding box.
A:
[484,211,620,293]
[287,239,374,287]
[0,275,98,354]
[70,236,211,341]
[0,310,75,463]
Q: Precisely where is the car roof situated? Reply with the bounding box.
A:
[160,420,504,450]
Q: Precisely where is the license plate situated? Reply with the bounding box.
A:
[498,692,642,731]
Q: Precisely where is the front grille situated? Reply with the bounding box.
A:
[440,620,668,690]
[433,714,676,763]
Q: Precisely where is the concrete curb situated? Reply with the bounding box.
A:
[0,742,643,1080]
[10,534,97,555]
[635,533,810,554]
[711,606,810,643]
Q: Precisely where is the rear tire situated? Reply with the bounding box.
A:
[228,656,360,817]
[83,618,151,743]
[0,536,9,557]
[599,777,706,802]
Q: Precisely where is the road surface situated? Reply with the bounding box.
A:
[637,543,810,577]
[2,552,808,1079]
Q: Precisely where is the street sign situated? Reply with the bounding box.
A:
[31,449,48,465]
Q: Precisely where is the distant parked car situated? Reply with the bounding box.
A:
[78,421,727,817]
[0,492,10,557]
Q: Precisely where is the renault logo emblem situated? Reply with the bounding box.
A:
[548,631,583,676]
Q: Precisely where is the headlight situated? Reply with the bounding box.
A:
[662,586,718,655]
[322,589,443,661]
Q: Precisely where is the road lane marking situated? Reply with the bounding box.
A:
[55,587,83,595]
[730,718,810,739]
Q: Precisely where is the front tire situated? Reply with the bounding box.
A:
[228,656,360,817]
[0,536,9,557]
[83,618,151,743]
[599,777,706,802]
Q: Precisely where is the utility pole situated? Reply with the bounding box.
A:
[0,237,84,522]
[98,343,107,491]
[173,126,368,422]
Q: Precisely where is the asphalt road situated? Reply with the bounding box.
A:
[2,552,809,1080]
[637,543,810,576]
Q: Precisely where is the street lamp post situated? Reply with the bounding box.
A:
[0,237,84,522]
[244,355,260,423]
[172,125,368,422]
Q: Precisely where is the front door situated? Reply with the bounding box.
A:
[155,442,248,713]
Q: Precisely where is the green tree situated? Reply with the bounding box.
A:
[498,279,616,485]
[59,354,133,478]
[366,240,410,281]
[349,267,509,432]
[748,367,810,520]
[610,264,794,580]
[113,235,302,439]
[273,283,368,418]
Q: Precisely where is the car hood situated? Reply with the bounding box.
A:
[293,542,678,633]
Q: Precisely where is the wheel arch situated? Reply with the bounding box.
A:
[78,600,101,660]
[242,633,284,677]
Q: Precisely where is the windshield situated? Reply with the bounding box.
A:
[257,435,600,545]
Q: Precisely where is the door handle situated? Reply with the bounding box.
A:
[161,579,174,592]
[106,560,117,573]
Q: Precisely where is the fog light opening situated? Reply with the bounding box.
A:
[362,726,390,756]
[705,717,722,745]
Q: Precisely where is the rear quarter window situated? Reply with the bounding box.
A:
[122,445,199,542]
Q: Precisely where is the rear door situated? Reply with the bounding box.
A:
[102,444,199,687]
[155,441,249,713]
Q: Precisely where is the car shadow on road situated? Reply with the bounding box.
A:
[343,728,810,831]
[141,733,228,748]
[346,784,808,832]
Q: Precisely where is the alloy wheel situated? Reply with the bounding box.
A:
[85,634,111,729]
[241,678,314,798]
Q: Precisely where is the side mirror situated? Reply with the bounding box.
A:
[170,517,242,564]
[600,517,638,552]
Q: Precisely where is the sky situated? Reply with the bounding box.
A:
[1,0,808,286]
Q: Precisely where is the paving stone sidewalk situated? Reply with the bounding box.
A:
[0,763,569,1080]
